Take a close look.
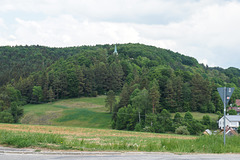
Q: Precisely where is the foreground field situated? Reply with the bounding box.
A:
[0,123,239,153]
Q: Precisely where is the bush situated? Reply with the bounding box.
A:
[228,109,237,115]
[134,123,142,132]
[0,111,14,123]
[175,126,190,135]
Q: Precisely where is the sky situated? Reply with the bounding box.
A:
[1,0,240,69]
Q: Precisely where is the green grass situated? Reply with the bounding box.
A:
[0,128,239,153]
[21,96,112,128]
[55,108,111,128]
[171,112,219,121]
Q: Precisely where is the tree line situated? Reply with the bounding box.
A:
[1,43,240,127]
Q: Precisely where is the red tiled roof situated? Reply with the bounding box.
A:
[236,99,240,106]
[228,107,240,112]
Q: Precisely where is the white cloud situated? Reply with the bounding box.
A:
[1,0,240,68]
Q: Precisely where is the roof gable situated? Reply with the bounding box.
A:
[226,115,240,122]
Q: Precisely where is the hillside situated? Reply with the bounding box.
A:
[21,96,112,129]
[0,43,240,135]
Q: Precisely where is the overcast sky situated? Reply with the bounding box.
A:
[1,0,240,69]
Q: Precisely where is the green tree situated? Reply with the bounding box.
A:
[184,111,193,122]
[0,111,14,123]
[105,90,116,113]
[32,86,43,103]
[191,74,211,112]
[132,88,151,114]
[149,79,160,113]
[228,109,237,115]
[202,115,211,126]
[48,87,55,102]
[164,79,176,112]
[173,112,183,124]
[158,109,173,132]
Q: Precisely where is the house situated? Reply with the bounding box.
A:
[218,115,240,130]
[227,107,240,114]
[236,99,240,106]
[220,125,238,136]
[227,99,240,114]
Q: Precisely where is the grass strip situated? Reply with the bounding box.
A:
[0,129,239,153]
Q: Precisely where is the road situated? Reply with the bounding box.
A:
[0,147,240,160]
[1,153,240,160]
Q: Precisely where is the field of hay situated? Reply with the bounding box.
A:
[0,123,239,153]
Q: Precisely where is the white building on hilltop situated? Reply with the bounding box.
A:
[218,115,240,130]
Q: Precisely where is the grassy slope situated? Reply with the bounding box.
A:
[21,96,219,129]
[21,96,112,129]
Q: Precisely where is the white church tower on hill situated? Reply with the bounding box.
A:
[113,44,118,56]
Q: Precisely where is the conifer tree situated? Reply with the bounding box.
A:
[105,90,116,113]
[149,79,160,113]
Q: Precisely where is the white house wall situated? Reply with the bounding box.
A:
[218,117,240,129]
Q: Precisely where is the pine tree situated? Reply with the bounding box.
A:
[119,83,130,108]
[76,66,85,97]
[105,90,116,113]
[190,74,211,112]
[48,87,55,102]
[149,79,160,113]
[164,79,176,112]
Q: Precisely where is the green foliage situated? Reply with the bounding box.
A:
[105,90,116,113]
[32,86,43,103]
[115,105,138,130]
[2,43,240,129]
[134,123,142,132]
[0,111,14,123]
[175,126,190,135]
[228,109,237,115]
[184,111,193,121]
[202,115,211,125]
[0,85,25,123]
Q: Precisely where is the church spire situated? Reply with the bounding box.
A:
[113,44,118,55]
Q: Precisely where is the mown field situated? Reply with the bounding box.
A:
[20,96,112,129]
[0,123,239,153]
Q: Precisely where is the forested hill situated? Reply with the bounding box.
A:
[1,43,240,124]
[0,43,198,87]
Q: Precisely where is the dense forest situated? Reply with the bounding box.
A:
[1,43,240,134]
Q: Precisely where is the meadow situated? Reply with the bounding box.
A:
[21,96,112,128]
[0,123,239,153]
[9,96,239,153]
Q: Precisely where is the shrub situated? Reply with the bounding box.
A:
[0,111,14,123]
[175,126,190,135]
[228,109,237,115]
[134,123,142,132]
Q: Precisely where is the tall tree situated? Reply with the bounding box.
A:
[190,74,211,112]
[149,79,160,113]
[105,90,116,113]
[164,79,176,112]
